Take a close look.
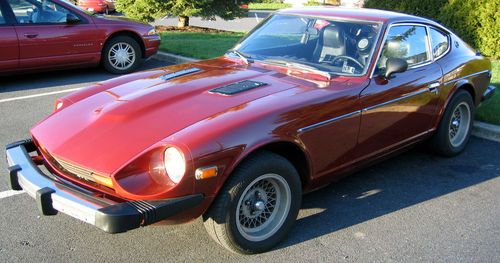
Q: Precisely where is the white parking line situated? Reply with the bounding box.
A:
[0,87,81,104]
[0,190,25,199]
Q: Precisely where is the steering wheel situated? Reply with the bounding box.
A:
[331,56,364,71]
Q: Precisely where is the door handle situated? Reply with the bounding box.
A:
[24,33,38,39]
[428,82,440,95]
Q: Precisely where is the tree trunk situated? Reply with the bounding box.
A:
[178,16,189,28]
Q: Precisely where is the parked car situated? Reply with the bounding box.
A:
[77,0,115,14]
[5,7,495,254]
[0,0,160,74]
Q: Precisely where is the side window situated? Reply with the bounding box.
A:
[429,27,449,58]
[377,25,430,72]
[8,0,73,24]
[0,7,5,24]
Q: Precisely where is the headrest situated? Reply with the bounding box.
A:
[322,26,344,48]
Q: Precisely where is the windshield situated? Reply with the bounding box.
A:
[233,14,382,76]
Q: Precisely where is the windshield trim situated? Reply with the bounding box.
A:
[233,13,384,78]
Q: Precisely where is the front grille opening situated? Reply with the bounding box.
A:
[39,147,114,191]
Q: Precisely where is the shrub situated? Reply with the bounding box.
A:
[304,0,340,6]
[364,0,500,58]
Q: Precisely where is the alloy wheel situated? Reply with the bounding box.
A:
[235,173,291,242]
[448,101,471,147]
[108,42,136,71]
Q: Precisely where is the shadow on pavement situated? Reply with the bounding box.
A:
[0,59,171,93]
[276,137,500,250]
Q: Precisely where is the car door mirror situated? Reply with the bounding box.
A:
[66,13,80,24]
[384,58,408,79]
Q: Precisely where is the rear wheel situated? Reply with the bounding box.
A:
[203,152,302,254]
[102,36,142,74]
[430,89,474,156]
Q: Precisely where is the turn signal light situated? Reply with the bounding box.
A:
[92,173,114,189]
[195,166,218,180]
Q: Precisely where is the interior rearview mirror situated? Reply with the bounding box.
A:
[384,58,408,79]
[66,13,80,24]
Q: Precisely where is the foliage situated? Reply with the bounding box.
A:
[159,31,245,59]
[247,2,292,10]
[115,0,245,23]
[304,0,340,6]
[364,0,500,59]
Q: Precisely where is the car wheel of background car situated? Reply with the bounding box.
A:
[102,36,142,74]
[203,151,302,254]
[430,89,474,157]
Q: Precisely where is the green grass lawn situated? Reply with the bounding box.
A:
[475,60,499,125]
[159,31,245,59]
[247,3,292,10]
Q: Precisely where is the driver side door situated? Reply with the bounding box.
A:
[355,24,442,159]
[7,0,100,69]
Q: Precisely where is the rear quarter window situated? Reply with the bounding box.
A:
[429,27,450,58]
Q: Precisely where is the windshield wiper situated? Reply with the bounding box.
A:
[227,49,253,65]
[261,59,332,80]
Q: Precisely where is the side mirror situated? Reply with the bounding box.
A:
[66,13,80,24]
[384,58,408,79]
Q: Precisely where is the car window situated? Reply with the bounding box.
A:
[8,0,74,24]
[429,27,449,58]
[0,7,6,24]
[235,14,382,76]
[377,25,430,71]
[239,15,311,50]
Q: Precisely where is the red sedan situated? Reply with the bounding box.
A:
[0,0,160,74]
[5,8,495,254]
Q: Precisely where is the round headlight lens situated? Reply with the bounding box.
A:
[163,147,186,183]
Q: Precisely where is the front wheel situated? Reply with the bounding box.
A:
[203,152,302,254]
[430,89,475,156]
[102,36,142,74]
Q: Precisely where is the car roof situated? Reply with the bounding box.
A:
[277,7,434,24]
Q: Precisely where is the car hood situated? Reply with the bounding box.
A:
[31,61,299,176]
[92,15,149,26]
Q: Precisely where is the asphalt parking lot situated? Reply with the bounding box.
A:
[0,59,499,262]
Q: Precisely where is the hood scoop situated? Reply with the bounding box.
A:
[160,67,202,81]
[210,80,268,95]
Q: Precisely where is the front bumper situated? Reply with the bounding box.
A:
[5,139,202,233]
[143,35,161,57]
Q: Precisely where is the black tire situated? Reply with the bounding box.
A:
[102,36,142,74]
[203,151,302,254]
[429,89,475,156]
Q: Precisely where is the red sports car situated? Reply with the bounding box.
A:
[77,0,115,15]
[5,7,495,254]
[0,0,160,74]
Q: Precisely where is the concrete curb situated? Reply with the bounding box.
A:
[152,51,200,64]
[472,121,500,143]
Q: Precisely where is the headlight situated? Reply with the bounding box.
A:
[147,28,157,36]
[163,147,185,183]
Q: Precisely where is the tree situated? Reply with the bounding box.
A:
[115,0,246,27]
